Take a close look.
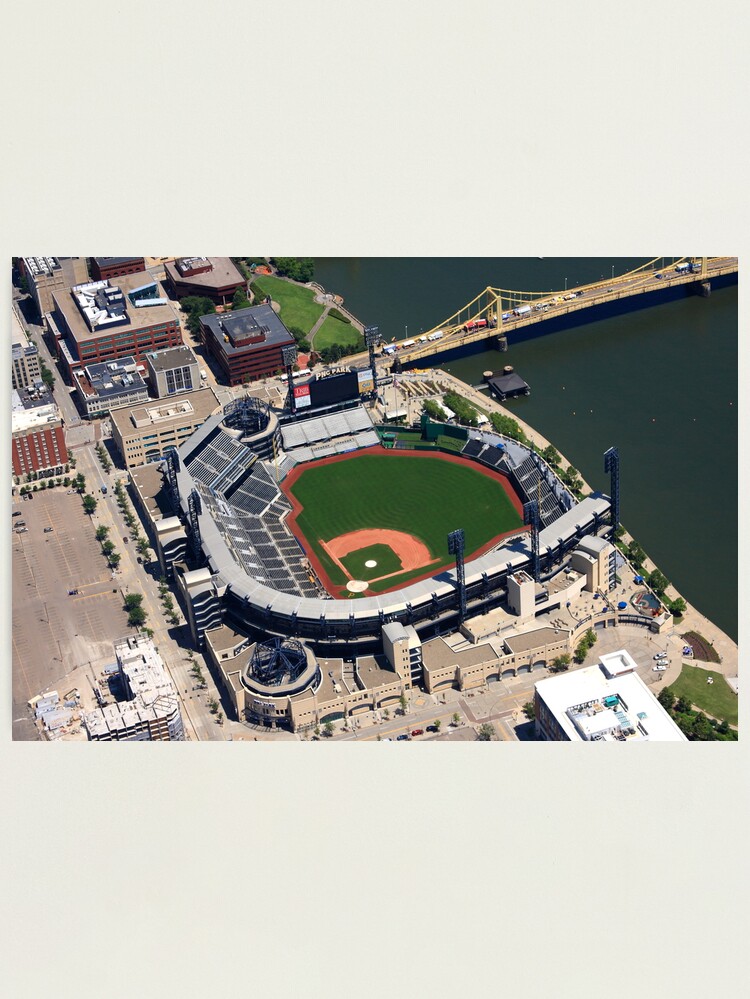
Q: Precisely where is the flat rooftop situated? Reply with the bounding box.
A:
[535,658,687,742]
[145,344,199,372]
[200,304,295,357]
[11,309,29,347]
[355,654,399,689]
[421,637,499,673]
[503,627,563,655]
[93,257,144,268]
[53,271,179,344]
[129,462,176,521]
[111,386,220,437]
[165,256,245,290]
[79,357,146,399]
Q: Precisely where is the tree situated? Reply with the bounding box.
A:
[124,593,143,611]
[452,712,461,727]
[127,606,147,628]
[399,693,408,715]
[95,525,110,542]
[136,538,150,556]
[542,445,561,466]
[433,719,442,732]
[675,696,692,714]
[323,720,334,737]
[40,360,55,391]
[658,687,675,712]
[489,410,529,445]
[573,641,589,664]
[718,719,730,736]
[477,722,495,741]
[232,287,251,311]
[109,552,121,569]
[692,712,714,741]
[627,540,646,567]
[523,701,536,720]
[274,258,315,283]
[647,569,669,597]
[422,399,448,421]
[669,597,686,617]
[208,698,219,714]
[74,473,86,493]
[82,494,98,515]
[551,654,571,673]
[443,392,479,427]
[101,540,115,557]
[382,708,390,720]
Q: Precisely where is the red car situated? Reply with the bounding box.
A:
[411,729,424,737]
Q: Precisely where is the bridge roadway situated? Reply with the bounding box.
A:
[345,256,738,370]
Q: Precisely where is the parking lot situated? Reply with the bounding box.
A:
[12,488,130,739]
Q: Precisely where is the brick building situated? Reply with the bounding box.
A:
[20,257,89,316]
[89,257,146,281]
[199,304,296,385]
[11,394,68,480]
[164,257,246,306]
[50,272,182,379]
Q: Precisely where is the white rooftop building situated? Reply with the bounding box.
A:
[534,649,687,742]
[83,635,184,742]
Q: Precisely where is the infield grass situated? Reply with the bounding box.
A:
[341,544,403,581]
[287,452,523,592]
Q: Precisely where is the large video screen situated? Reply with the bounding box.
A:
[308,371,359,408]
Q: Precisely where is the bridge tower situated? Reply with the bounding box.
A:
[447,529,467,622]
[603,446,620,538]
[523,500,541,583]
[281,344,298,415]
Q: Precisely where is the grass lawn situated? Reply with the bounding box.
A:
[340,544,403,581]
[314,314,363,353]
[287,452,522,591]
[250,275,323,334]
[667,664,738,725]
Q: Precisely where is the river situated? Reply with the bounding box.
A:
[313,258,738,641]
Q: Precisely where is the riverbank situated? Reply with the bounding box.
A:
[387,367,738,681]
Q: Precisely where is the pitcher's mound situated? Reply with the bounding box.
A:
[365,560,378,568]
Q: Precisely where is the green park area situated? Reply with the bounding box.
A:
[314,314,363,354]
[666,664,737,726]
[250,275,323,334]
[286,452,522,591]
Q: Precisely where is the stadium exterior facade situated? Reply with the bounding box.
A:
[138,395,614,659]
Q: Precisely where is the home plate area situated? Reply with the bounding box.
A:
[322,530,435,588]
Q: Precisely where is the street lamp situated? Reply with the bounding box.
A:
[612,264,615,280]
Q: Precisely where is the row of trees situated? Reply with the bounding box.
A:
[180,295,216,337]
[272,258,315,283]
[95,442,112,475]
[657,688,736,741]
[621,540,686,617]
[124,592,147,629]
[573,627,598,664]
[443,392,480,427]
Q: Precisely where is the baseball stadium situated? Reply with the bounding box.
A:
[139,369,613,660]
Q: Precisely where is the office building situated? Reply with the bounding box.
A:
[50,272,182,377]
[11,309,41,391]
[73,357,150,419]
[110,386,220,468]
[89,257,145,281]
[11,392,68,479]
[534,650,687,742]
[200,304,296,385]
[83,635,184,742]
[145,344,202,398]
[164,256,246,306]
[20,257,89,316]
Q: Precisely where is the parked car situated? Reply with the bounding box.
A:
[396,734,410,741]
[426,725,438,733]
[411,729,424,737]
[653,663,667,672]
[44,527,53,533]
[12,511,21,517]
[653,653,668,660]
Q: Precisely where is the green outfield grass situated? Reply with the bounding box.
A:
[250,275,324,334]
[667,665,738,726]
[287,453,522,592]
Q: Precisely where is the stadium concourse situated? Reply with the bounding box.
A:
[128,392,622,731]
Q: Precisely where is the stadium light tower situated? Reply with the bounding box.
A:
[447,529,467,621]
[523,500,540,583]
[281,344,298,415]
[603,446,620,538]
[364,325,379,388]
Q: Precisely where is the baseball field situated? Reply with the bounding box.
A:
[281,450,525,596]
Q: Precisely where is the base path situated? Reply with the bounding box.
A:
[323,529,431,573]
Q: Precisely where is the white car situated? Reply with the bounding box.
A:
[652,663,667,672]
[653,653,668,660]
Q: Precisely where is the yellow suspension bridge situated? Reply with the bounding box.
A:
[366,256,737,367]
